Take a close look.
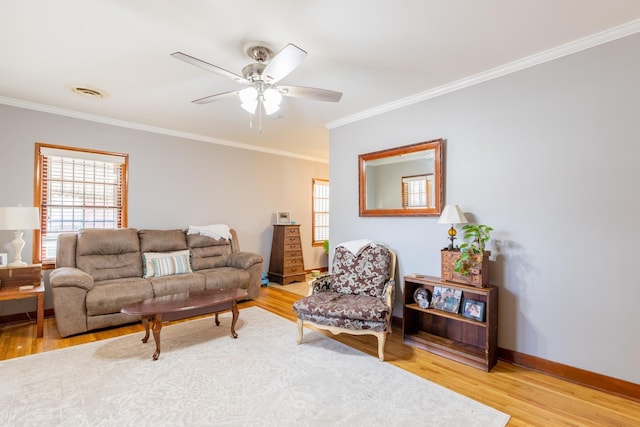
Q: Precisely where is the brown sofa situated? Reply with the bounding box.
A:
[50,227,263,337]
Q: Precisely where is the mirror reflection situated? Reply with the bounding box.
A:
[359,139,443,216]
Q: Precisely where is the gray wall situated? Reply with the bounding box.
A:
[0,104,328,314]
[329,33,640,384]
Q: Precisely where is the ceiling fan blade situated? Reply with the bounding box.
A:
[262,44,307,84]
[171,52,249,84]
[277,85,343,102]
[192,90,239,105]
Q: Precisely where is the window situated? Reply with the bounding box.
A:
[312,178,329,246]
[402,174,433,208]
[34,143,128,265]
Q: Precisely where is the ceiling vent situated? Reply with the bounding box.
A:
[70,86,107,98]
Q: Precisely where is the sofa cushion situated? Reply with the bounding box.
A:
[86,277,154,316]
[142,250,192,278]
[199,267,250,290]
[188,234,233,271]
[149,273,206,297]
[330,244,392,298]
[139,229,188,253]
[76,228,142,281]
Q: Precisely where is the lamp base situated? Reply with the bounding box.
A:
[446,226,457,250]
[9,230,26,267]
[8,261,27,267]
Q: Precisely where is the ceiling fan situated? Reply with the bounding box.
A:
[171,42,342,118]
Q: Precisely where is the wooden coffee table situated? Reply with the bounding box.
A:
[121,287,248,360]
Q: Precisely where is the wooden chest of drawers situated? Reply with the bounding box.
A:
[268,225,306,285]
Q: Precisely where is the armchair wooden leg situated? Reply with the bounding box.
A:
[296,318,304,345]
[377,332,386,362]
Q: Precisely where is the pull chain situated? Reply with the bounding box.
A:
[245,99,264,134]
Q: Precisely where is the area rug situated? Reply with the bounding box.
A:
[0,307,510,426]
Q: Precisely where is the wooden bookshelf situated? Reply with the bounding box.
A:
[403,275,498,371]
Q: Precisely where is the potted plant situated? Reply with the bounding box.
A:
[454,224,493,277]
[322,240,329,255]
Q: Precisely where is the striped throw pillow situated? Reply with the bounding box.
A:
[143,250,192,278]
[151,254,191,277]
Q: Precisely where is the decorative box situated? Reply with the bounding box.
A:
[0,264,42,289]
[440,250,489,288]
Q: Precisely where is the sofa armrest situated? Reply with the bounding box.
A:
[50,267,95,291]
[50,267,94,337]
[310,274,333,294]
[226,251,263,270]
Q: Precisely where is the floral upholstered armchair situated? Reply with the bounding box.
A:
[293,240,396,361]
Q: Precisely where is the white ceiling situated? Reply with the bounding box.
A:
[2,1,640,162]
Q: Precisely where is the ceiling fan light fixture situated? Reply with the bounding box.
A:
[241,99,258,114]
[239,87,258,114]
[262,88,282,115]
[239,86,258,103]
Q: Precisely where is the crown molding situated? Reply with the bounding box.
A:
[327,19,640,130]
[0,96,328,164]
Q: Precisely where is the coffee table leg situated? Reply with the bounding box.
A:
[215,312,220,326]
[230,301,239,339]
[152,313,163,360]
[141,315,151,343]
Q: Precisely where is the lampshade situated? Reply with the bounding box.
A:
[238,86,282,116]
[438,205,468,225]
[0,206,40,230]
[262,88,282,115]
[0,206,40,266]
[239,87,259,114]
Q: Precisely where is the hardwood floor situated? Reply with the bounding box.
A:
[1,286,638,426]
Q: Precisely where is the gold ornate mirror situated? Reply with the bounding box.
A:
[359,139,443,216]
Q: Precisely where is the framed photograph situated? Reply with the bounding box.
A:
[0,253,7,267]
[429,285,463,314]
[461,298,486,322]
[276,211,291,225]
[413,287,431,309]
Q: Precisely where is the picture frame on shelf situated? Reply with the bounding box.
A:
[0,252,7,267]
[276,211,291,225]
[429,285,462,314]
[461,298,486,322]
[413,287,431,309]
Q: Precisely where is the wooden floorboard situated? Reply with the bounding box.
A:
[1,286,638,426]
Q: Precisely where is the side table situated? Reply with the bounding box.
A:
[0,271,45,337]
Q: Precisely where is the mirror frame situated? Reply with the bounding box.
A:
[358,138,443,217]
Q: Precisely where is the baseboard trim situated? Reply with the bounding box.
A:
[391,315,638,401]
[498,348,639,402]
[0,308,55,326]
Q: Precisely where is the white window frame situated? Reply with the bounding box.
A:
[312,178,329,246]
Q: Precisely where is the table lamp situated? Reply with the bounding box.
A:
[437,205,468,250]
[0,206,40,267]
